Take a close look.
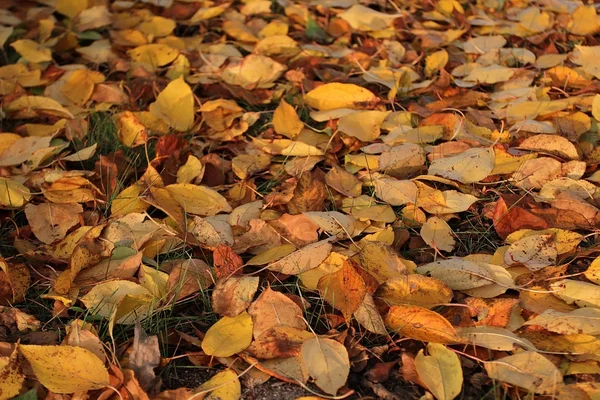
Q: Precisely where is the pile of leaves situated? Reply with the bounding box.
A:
[3,0,600,398]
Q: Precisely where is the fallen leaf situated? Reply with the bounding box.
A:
[484,351,563,394]
[248,287,306,338]
[385,305,461,344]
[415,343,462,400]
[301,337,350,395]
[201,312,253,357]
[19,345,109,393]
[317,260,367,321]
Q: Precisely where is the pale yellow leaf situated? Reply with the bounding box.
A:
[165,183,232,216]
[484,351,563,394]
[456,326,537,351]
[10,39,52,63]
[420,217,456,252]
[267,239,333,275]
[524,308,600,335]
[428,148,494,184]
[177,155,204,184]
[300,337,350,395]
[415,343,463,400]
[551,279,600,309]
[337,110,390,142]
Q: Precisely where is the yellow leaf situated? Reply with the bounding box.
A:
[19,345,109,393]
[385,304,460,344]
[139,264,169,299]
[300,337,350,395]
[415,343,463,400]
[568,5,598,35]
[491,148,537,175]
[425,49,449,77]
[149,76,194,132]
[196,369,241,400]
[177,155,204,184]
[189,4,229,23]
[593,95,600,121]
[128,44,179,73]
[420,216,456,252]
[80,280,153,324]
[338,110,389,142]
[0,347,24,400]
[273,99,303,139]
[0,178,31,208]
[10,39,52,63]
[221,54,286,90]
[357,241,409,283]
[60,69,105,106]
[56,0,88,19]
[255,35,300,58]
[0,133,22,157]
[375,275,453,309]
[222,20,259,43]
[304,83,379,111]
[246,244,297,266]
[201,312,253,357]
[138,16,176,38]
[338,4,399,31]
[232,152,271,180]
[5,96,74,119]
[165,183,232,216]
[111,184,149,216]
[115,111,148,148]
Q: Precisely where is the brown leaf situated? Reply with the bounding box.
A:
[287,170,327,214]
[212,276,259,317]
[213,244,244,279]
[164,259,213,303]
[25,203,83,244]
[247,326,312,359]
[128,324,161,392]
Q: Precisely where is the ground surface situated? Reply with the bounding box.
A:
[2,0,600,399]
